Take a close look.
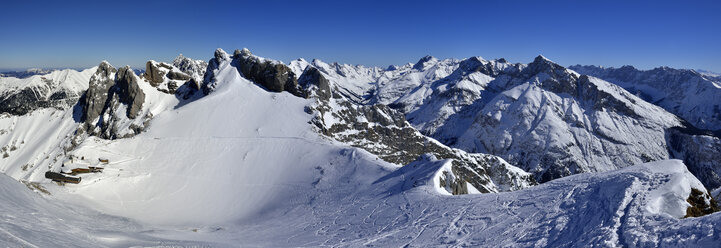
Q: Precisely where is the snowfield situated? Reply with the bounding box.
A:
[0,54,719,247]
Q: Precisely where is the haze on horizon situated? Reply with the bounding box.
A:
[1,0,719,72]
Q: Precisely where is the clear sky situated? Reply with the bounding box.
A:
[0,0,719,72]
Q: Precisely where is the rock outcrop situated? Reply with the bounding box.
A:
[233,48,302,96]
[298,67,331,100]
[115,66,145,119]
[202,48,231,95]
[142,60,194,94]
[81,61,117,125]
[307,89,536,194]
[667,124,721,190]
[143,61,171,87]
[77,62,151,139]
[172,54,207,93]
[685,188,720,218]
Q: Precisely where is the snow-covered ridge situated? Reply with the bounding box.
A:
[289,53,701,184]
[570,64,721,131]
[0,68,57,78]
[0,68,95,115]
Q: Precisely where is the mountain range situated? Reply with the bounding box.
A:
[0,48,719,246]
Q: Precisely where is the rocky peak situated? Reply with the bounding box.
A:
[94,61,117,80]
[239,48,252,57]
[114,66,146,119]
[213,48,230,64]
[298,67,331,100]
[76,62,152,140]
[141,60,194,94]
[232,48,302,96]
[525,55,563,74]
[413,55,438,70]
[457,56,502,77]
[81,61,118,124]
[520,55,579,95]
[143,61,172,87]
[172,54,205,74]
[172,54,187,65]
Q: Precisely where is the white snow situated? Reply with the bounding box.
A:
[0,53,719,247]
[0,68,94,97]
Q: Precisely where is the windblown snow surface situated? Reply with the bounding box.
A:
[1,58,720,247]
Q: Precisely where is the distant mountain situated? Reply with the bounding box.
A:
[0,68,57,78]
[696,69,721,79]
[294,54,721,186]
[570,65,721,131]
[0,68,95,115]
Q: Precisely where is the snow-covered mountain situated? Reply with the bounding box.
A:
[293,54,721,187]
[0,68,94,115]
[0,68,57,78]
[570,65,721,131]
[0,48,719,246]
[696,69,721,79]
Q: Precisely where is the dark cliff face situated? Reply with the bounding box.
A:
[144,61,170,87]
[666,123,721,190]
[114,66,145,120]
[233,48,302,96]
[298,67,331,100]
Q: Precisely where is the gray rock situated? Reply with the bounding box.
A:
[298,67,331,100]
[310,98,536,194]
[143,61,165,87]
[114,66,145,119]
[666,125,721,190]
[233,48,301,96]
[202,48,231,95]
[166,71,191,81]
[172,54,207,95]
[81,61,117,125]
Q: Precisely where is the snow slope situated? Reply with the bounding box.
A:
[0,173,215,247]
[224,159,720,247]
[0,68,93,95]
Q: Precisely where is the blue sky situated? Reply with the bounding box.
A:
[1,0,719,72]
